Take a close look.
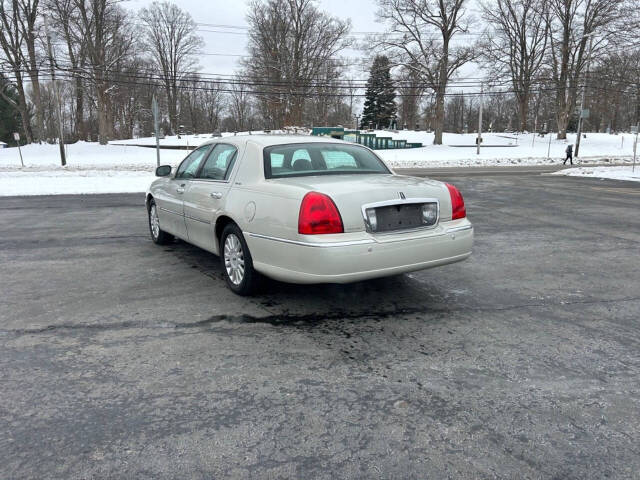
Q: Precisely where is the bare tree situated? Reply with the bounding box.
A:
[545,0,626,139]
[72,0,136,144]
[47,0,87,140]
[140,1,203,135]
[376,0,475,144]
[397,64,425,129]
[0,0,33,142]
[244,0,351,128]
[481,0,548,131]
[228,80,252,132]
[11,0,45,141]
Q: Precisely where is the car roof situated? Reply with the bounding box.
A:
[200,134,347,148]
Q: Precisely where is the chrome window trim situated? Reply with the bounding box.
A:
[189,178,230,185]
[360,197,440,234]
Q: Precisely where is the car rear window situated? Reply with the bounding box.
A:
[263,143,390,179]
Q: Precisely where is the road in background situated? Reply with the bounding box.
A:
[1,174,639,479]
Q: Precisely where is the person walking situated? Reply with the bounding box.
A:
[564,144,573,165]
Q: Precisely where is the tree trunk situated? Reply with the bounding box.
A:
[518,93,529,131]
[96,84,111,145]
[167,84,177,135]
[24,37,45,142]
[433,87,445,144]
[75,75,85,141]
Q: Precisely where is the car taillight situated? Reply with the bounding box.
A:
[298,192,344,234]
[446,183,466,220]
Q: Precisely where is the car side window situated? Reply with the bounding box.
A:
[175,145,212,179]
[198,144,238,180]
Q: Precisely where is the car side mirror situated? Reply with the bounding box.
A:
[155,165,172,177]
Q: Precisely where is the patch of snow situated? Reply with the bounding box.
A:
[551,166,640,183]
[373,131,635,168]
[0,170,155,196]
[0,132,637,195]
[0,141,187,169]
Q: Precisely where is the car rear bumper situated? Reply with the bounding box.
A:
[245,218,473,284]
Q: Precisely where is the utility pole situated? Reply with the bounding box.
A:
[547,126,552,160]
[532,90,539,148]
[43,15,66,167]
[477,84,483,155]
[152,95,161,167]
[633,125,639,173]
[575,34,594,161]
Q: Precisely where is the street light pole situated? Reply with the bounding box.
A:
[575,34,594,161]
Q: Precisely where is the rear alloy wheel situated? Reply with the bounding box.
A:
[148,199,173,245]
[220,223,258,295]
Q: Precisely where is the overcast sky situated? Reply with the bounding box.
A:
[124,0,383,76]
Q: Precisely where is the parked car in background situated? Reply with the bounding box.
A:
[146,136,473,295]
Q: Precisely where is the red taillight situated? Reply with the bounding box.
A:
[446,183,466,220]
[298,192,344,234]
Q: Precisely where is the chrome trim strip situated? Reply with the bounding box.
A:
[246,232,375,248]
[361,197,440,234]
[158,206,182,216]
[445,224,473,233]
[184,213,211,225]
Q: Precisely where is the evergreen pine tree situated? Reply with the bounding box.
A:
[0,75,21,144]
[360,56,396,129]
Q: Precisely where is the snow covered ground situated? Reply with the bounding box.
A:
[0,170,156,196]
[0,141,187,169]
[552,166,640,183]
[0,142,187,196]
[373,131,636,168]
[0,131,637,195]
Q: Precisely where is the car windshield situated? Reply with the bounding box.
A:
[263,143,390,179]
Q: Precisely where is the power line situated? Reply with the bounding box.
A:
[3,68,638,99]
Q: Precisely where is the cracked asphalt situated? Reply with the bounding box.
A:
[1,173,639,479]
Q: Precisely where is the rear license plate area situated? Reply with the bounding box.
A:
[372,203,434,232]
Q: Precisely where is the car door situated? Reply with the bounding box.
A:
[155,144,213,239]
[182,143,240,252]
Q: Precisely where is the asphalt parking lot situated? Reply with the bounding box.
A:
[1,173,639,479]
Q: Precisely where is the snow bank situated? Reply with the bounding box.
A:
[0,141,187,169]
[0,170,155,196]
[0,133,637,196]
[374,131,635,167]
[551,166,640,183]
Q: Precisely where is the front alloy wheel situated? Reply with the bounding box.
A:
[220,223,258,295]
[148,199,173,244]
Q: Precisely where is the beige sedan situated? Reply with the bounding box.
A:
[146,135,473,295]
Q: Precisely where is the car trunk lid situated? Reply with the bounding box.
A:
[273,174,452,233]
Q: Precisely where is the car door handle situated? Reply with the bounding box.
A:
[210,192,223,199]
[176,187,185,194]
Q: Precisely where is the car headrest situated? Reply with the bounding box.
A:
[292,158,312,171]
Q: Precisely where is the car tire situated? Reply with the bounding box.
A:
[148,199,173,245]
[220,223,259,296]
